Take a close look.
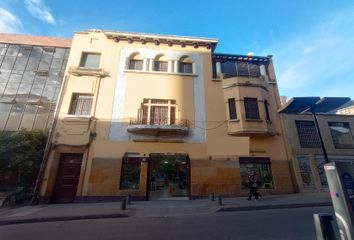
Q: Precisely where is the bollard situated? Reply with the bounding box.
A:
[210,192,215,201]
[121,197,127,210]
[218,195,222,206]
[127,195,131,205]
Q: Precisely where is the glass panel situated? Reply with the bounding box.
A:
[5,103,25,131]
[6,45,20,56]
[248,63,261,76]
[22,71,35,83]
[236,61,249,76]
[41,84,56,102]
[53,48,65,59]
[69,94,93,115]
[264,100,271,121]
[329,122,354,149]
[50,58,63,71]
[20,104,37,130]
[9,73,22,83]
[18,46,32,58]
[0,83,6,96]
[30,47,42,58]
[13,57,29,71]
[120,161,141,190]
[154,61,167,72]
[30,84,44,98]
[0,103,12,130]
[47,71,60,84]
[244,98,260,119]
[221,61,236,76]
[38,55,52,71]
[128,60,143,70]
[170,106,176,124]
[26,57,40,71]
[178,62,192,73]
[33,105,49,130]
[297,155,315,189]
[0,44,8,55]
[1,56,16,70]
[3,82,19,97]
[34,75,47,85]
[228,98,237,120]
[0,70,11,83]
[79,53,101,68]
[17,83,32,97]
[150,106,168,125]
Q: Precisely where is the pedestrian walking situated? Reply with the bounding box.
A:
[247,170,262,200]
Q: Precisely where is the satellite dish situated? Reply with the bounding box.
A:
[247,52,255,56]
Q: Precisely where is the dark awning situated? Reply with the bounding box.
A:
[278,97,351,114]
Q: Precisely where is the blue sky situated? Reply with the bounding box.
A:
[1,0,354,99]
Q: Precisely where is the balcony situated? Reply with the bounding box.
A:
[127,117,189,135]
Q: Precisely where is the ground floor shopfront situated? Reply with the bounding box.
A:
[39,144,295,203]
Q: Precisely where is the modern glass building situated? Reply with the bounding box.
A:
[0,33,72,132]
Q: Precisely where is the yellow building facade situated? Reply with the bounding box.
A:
[39,30,294,203]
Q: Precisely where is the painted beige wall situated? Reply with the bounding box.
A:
[40,30,294,199]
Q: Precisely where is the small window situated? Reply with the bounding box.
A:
[79,52,101,68]
[244,98,260,120]
[69,94,93,115]
[154,55,168,72]
[120,157,141,190]
[228,98,237,120]
[264,100,270,121]
[329,122,354,149]
[295,121,321,148]
[179,56,193,73]
[128,53,143,70]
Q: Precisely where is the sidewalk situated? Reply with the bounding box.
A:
[0,193,332,226]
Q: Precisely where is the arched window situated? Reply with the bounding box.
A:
[179,56,193,74]
[154,54,168,72]
[128,53,143,70]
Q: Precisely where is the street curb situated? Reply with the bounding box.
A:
[0,213,129,226]
[217,202,332,212]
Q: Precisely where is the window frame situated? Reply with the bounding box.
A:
[140,99,177,125]
[79,52,101,69]
[228,98,237,120]
[244,97,260,120]
[68,93,94,116]
[295,120,321,148]
[328,122,354,149]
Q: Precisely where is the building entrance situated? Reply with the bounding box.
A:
[149,153,189,200]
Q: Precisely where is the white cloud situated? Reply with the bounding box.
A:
[0,8,23,33]
[262,7,354,98]
[24,0,56,25]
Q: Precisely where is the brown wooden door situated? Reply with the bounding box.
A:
[52,153,83,203]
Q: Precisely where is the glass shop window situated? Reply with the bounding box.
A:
[239,157,273,189]
[120,158,142,190]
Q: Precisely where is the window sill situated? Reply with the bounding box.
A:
[245,119,263,122]
[124,69,198,77]
[229,119,240,122]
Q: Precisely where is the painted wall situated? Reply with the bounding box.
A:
[40,30,294,200]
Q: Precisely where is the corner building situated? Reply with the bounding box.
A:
[39,30,294,203]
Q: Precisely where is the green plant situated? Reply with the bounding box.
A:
[0,129,47,206]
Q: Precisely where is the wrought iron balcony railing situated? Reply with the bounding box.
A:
[129,117,189,128]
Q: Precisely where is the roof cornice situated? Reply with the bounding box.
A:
[83,29,219,51]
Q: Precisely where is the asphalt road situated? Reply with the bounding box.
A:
[0,206,333,240]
